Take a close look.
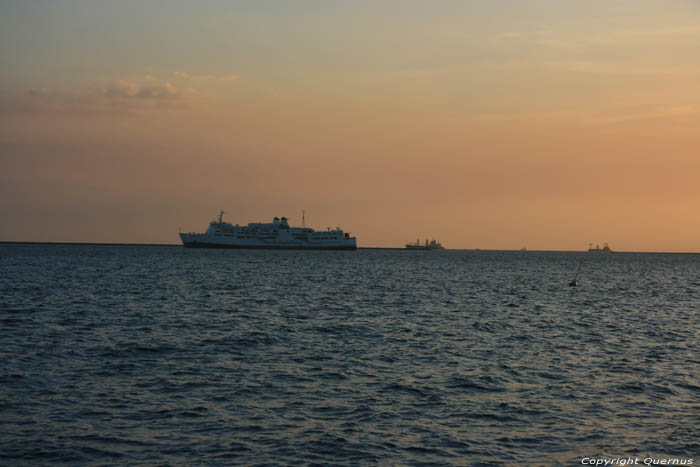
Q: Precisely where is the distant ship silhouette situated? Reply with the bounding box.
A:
[588,243,614,253]
[405,239,444,250]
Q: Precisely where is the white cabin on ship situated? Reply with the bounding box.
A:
[180,211,357,250]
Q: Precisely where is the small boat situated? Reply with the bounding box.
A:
[588,243,614,253]
[405,238,444,250]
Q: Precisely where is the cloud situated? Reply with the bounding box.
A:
[585,106,699,126]
[1,77,195,117]
[24,88,50,97]
[218,74,239,82]
[543,60,700,77]
[472,110,580,121]
[469,106,699,127]
[0,88,85,115]
[103,79,180,100]
[173,71,239,83]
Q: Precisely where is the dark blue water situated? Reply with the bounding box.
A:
[1,244,698,465]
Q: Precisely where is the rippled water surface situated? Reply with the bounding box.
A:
[1,244,699,465]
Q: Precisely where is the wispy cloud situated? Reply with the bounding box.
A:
[173,71,239,83]
[501,31,521,39]
[534,24,700,51]
[470,106,699,127]
[543,60,700,77]
[0,77,200,116]
[104,79,180,100]
[470,109,585,123]
[614,24,700,39]
[584,106,699,126]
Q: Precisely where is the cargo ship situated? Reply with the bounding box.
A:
[405,239,444,250]
[588,243,614,253]
[180,211,357,250]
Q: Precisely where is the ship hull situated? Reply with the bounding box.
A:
[405,244,444,250]
[182,241,356,250]
[180,233,356,250]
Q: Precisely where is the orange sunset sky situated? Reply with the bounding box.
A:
[2,1,700,251]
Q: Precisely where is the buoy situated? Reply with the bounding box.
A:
[569,262,582,287]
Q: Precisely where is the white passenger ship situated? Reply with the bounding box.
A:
[179,211,357,250]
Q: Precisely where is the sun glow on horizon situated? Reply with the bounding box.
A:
[2,1,700,251]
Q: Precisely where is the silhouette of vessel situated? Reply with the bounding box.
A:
[180,211,356,249]
[588,243,614,253]
[405,239,444,250]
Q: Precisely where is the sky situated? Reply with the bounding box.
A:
[2,0,700,251]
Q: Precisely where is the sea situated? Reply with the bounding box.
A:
[1,244,698,466]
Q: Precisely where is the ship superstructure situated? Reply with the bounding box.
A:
[179,211,357,250]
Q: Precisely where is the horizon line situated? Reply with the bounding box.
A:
[1,241,698,254]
